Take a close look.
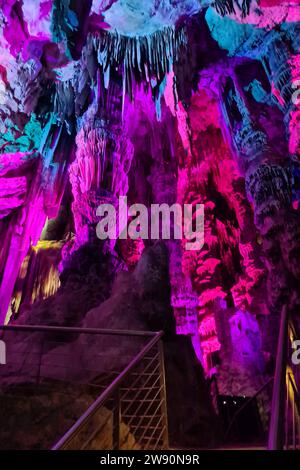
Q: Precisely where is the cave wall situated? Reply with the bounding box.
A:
[0,0,299,399]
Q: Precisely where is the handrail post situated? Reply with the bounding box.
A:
[112,388,121,450]
[268,305,289,450]
[158,340,169,450]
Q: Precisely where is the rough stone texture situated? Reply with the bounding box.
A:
[14,243,121,327]
[0,381,140,450]
[164,335,220,448]
[0,0,300,448]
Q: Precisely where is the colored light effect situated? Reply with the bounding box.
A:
[0,0,299,389]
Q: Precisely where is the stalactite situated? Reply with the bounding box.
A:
[92,26,187,99]
[174,88,268,382]
[67,69,134,254]
[212,0,252,18]
[8,240,63,322]
[42,28,136,260]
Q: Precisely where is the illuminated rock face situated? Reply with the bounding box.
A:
[98,0,200,36]
[0,0,300,400]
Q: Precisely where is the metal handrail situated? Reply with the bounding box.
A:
[0,325,168,450]
[224,377,274,442]
[224,305,300,450]
[285,371,300,449]
[268,305,289,450]
[289,319,300,344]
[287,372,300,417]
[268,306,300,450]
[0,324,158,337]
[51,330,164,450]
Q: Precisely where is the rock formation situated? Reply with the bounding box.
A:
[0,0,299,449]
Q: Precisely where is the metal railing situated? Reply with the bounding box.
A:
[0,325,168,450]
[220,306,300,450]
[224,377,273,444]
[52,331,169,450]
[268,307,300,450]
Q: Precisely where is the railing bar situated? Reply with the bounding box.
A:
[120,356,160,402]
[51,333,163,450]
[123,384,163,425]
[121,379,160,397]
[121,374,161,418]
[298,411,300,449]
[287,372,300,416]
[129,371,161,377]
[134,402,164,445]
[140,417,163,440]
[285,373,289,450]
[140,414,164,449]
[129,356,158,362]
[293,384,296,450]
[122,397,162,404]
[121,386,160,392]
[124,351,160,382]
[122,415,163,421]
[154,426,167,450]
[158,340,169,449]
[122,423,163,430]
[152,427,166,450]
[0,324,159,338]
[224,377,273,441]
[268,305,289,450]
[143,426,165,449]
